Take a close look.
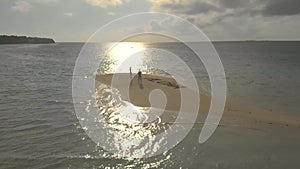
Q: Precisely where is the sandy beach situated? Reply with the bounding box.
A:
[94,73,300,168]
[96,73,300,129]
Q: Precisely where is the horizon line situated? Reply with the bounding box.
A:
[55,40,300,43]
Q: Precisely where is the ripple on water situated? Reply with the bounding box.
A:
[75,83,178,163]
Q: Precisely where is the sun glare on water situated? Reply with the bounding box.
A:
[106,42,145,73]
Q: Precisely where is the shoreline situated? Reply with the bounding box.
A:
[95,73,300,129]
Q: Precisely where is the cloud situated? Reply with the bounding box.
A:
[107,12,115,16]
[148,0,300,40]
[11,0,59,13]
[86,0,125,8]
[150,0,240,28]
[150,0,300,18]
[64,12,73,17]
[219,0,251,9]
[148,0,300,27]
[150,0,221,14]
[29,0,58,3]
[262,0,300,16]
[11,0,32,13]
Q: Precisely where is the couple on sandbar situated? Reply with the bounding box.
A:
[129,67,143,89]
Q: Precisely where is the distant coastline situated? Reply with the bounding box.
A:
[0,35,55,44]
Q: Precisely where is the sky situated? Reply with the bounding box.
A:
[1,0,300,42]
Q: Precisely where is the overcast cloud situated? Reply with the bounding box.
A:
[1,0,300,41]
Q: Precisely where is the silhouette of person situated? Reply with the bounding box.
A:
[129,67,133,86]
[138,69,143,89]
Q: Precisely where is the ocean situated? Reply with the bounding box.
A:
[1,42,300,168]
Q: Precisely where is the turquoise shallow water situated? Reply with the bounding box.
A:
[0,42,300,168]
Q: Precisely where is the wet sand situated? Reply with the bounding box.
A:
[94,73,300,168]
[96,73,300,128]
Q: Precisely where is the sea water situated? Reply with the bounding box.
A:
[1,42,299,168]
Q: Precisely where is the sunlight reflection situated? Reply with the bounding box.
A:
[104,42,145,73]
[87,42,176,165]
[90,83,173,159]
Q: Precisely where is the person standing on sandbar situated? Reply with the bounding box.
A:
[129,67,133,86]
[138,69,143,89]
